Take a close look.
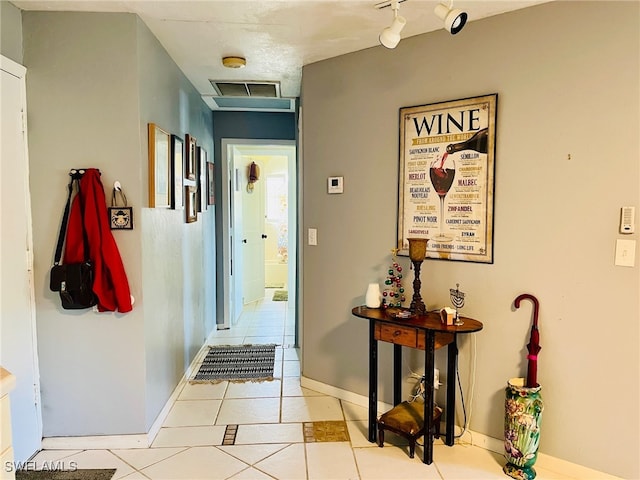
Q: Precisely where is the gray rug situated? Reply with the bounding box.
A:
[191,344,276,383]
[16,470,115,480]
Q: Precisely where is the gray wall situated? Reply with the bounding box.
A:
[23,11,215,436]
[300,2,639,478]
[0,1,22,64]
[135,17,215,430]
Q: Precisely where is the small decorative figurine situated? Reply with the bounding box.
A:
[449,283,466,325]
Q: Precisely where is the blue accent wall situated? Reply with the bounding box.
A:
[213,110,296,146]
[213,110,297,326]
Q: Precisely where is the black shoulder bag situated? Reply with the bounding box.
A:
[49,174,97,310]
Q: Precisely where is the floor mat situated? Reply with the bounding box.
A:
[272,290,288,301]
[16,470,116,480]
[191,344,276,383]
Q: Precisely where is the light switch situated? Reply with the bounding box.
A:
[308,228,317,246]
[615,239,636,267]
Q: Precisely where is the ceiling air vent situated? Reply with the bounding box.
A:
[209,80,280,98]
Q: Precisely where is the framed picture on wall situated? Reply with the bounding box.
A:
[207,162,215,205]
[170,134,184,210]
[185,133,197,181]
[185,185,197,223]
[397,93,498,263]
[148,123,171,208]
[197,146,207,212]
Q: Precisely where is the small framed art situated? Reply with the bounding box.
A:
[197,146,208,212]
[171,135,184,210]
[185,134,197,181]
[185,184,197,223]
[148,123,171,208]
[207,162,215,205]
[109,207,133,230]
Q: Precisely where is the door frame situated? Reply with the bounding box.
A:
[218,139,297,334]
[0,54,43,461]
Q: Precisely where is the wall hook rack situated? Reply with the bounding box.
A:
[69,168,100,179]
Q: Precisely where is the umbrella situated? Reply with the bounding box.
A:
[514,293,540,388]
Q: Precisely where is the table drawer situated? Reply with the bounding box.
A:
[417,331,454,350]
[375,323,417,348]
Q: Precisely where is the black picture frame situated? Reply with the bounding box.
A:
[171,135,184,210]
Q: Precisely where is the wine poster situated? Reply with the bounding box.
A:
[397,94,497,263]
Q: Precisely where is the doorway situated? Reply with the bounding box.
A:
[219,139,297,343]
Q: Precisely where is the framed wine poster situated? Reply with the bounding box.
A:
[397,94,497,263]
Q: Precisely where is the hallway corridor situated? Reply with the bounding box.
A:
[27,291,614,479]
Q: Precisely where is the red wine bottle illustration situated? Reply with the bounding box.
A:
[446,128,488,154]
[429,153,455,242]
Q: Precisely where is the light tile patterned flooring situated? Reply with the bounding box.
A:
[31,290,612,479]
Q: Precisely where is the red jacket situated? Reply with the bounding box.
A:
[64,169,133,313]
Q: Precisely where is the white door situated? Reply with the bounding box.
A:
[221,140,295,330]
[236,155,266,305]
[231,154,243,323]
[0,55,43,462]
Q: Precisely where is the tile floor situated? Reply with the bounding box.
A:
[30,290,614,479]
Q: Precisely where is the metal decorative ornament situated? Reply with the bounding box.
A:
[449,283,466,325]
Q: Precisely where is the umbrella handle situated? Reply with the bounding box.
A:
[514,293,539,328]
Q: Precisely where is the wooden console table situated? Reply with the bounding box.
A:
[352,305,483,464]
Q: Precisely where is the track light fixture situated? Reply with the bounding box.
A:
[379,0,406,49]
[434,1,468,35]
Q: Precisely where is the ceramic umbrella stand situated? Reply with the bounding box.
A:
[504,293,544,480]
[503,377,544,480]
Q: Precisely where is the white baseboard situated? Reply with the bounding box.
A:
[42,343,210,451]
[300,375,393,413]
[41,434,148,450]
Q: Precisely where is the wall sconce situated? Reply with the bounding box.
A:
[434,1,468,35]
[379,0,406,49]
[247,161,260,193]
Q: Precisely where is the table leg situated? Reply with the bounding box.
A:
[446,336,458,446]
[393,344,402,406]
[369,321,377,443]
[423,330,435,465]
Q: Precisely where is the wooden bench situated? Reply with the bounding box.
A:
[377,401,443,459]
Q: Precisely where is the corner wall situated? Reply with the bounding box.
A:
[300,2,639,478]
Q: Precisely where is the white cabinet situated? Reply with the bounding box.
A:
[0,368,16,480]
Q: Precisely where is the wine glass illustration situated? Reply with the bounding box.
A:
[450,283,465,326]
[429,153,456,242]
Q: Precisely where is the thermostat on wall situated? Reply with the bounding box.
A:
[328,176,343,194]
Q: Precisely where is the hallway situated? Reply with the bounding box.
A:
[27,292,606,479]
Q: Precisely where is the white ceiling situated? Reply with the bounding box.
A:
[11,0,552,111]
